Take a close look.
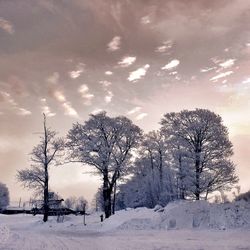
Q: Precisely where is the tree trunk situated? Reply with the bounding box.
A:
[178,155,185,200]
[43,165,49,222]
[159,150,163,191]
[195,151,201,200]
[112,180,117,215]
[103,173,112,218]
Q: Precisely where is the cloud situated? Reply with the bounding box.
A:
[141,15,151,25]
[99,80,112,90]
[53,89,78,117]
[47,72,59,85]
[41,98,56,117]
[128,64,150,82]
[91,108,103,115]
[54,90,66,102]
[0,17,14,34]
[127,106,141,115]
[105,71,113,76]
[78,84,94,105]
[118,56,136,67]
[210,71,234,81]
[107,36,121,51]
[62,102,78,117]
[0,91,31,116]
[105,91,113,103]
[135,113,148,121]
[69,63,85,79]
[219,59,236,69]
[155,40,173,53]
[161,60,180,70]
[200,67,217,73]
[17,108,32,116]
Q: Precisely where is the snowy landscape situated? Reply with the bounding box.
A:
[1,0,250,249]
[1,201,250,250]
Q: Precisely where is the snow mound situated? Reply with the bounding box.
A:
[102,200,250,231]
[161,200,250,230]
[101,207,161,231]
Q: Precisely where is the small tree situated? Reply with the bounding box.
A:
[76,196,88,212]
[64,196,77,210]
[67,112,142,218]
[0,183,9,210]
[17,114,64,222]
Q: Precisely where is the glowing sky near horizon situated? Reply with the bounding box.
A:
[0,0,250,203]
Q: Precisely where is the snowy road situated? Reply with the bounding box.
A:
[2,227,250,250]
[1,214,250,250]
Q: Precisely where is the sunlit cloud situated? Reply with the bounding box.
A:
[219,59,236,69]
[135,113,148,121]
[54,90,66,102]
[78,84,94,105]
[62,102,78,117]
[210,71,234,81]
[128,64,150,82]
[107,36,121,51]
[242,78,250,84]
[18,108,32,116]
[161,59,180,70]
[105,71,113,76]
[91,108,103,115]
[104,91,113,103]
[0,17,14,34]
[99,80,112,90]
[0,91,31,116]
[141,15,151,24]
[127,106,142,115]
[69,63,85,79]
[118,56,136,67]
[200,67,217,73]
[155,40,173,53]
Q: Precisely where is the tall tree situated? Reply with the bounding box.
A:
[67,112,142,218]
[161,109,238,200]
[17,114,64,222]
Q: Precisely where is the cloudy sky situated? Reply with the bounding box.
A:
[1,0,250,203]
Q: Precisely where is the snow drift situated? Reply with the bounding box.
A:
[101,200,250,231]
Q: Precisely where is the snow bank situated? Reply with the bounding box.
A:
[101,200,250,231]
[161,200,250,230]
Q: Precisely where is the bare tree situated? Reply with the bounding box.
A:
[17,114,64,222]
[67,112,142,218]
[161,109,238,200]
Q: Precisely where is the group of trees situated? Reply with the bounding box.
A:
[17,109,239,222]
[64,196,88,212]
[116,109,238,209]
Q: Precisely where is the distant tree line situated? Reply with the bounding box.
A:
[17,109,239,221]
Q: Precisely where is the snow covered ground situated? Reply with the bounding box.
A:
[0,201,250,250]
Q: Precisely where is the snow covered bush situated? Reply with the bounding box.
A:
[0,182,9,210]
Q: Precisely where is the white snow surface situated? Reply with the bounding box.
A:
[0,201,250,250]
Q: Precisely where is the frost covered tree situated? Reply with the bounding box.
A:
[67,112,142,218]
[64,196,77,210]
[0,183,9,210]
[76,196,88,212]
[116,130,176,209]
[161,109,238,200]
[17,114,64,222]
